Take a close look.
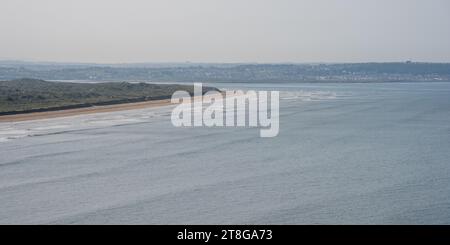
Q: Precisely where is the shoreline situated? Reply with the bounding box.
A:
[0,98,175,123]
[0,91,228,123]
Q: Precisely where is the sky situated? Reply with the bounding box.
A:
[1,0,449,63]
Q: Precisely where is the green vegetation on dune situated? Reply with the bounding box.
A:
[0,78,217,114]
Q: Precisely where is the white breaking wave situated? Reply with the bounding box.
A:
[0,105,177,143]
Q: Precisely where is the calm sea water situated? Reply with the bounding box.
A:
[1,82,450,224]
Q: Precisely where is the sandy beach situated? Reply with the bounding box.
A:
[0,92,228,123]
[0,98,174,123]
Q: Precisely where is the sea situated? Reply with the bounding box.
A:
[1,81,450,224]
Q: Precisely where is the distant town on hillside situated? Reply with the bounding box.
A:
[1,61,449,83]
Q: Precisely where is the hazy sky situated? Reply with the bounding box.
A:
[1,0,449,63]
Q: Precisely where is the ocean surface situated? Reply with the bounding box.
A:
[1,82,450,224]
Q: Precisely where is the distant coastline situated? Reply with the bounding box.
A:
[1,61,449,83]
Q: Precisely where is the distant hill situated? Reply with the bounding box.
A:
[0,62,449,82]
[0,79,217,114]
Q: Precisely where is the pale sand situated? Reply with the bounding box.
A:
[0,99,174,123]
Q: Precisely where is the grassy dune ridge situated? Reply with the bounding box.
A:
[0,78,218,114]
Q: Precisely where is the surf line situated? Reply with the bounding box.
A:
[170,83,279,138]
